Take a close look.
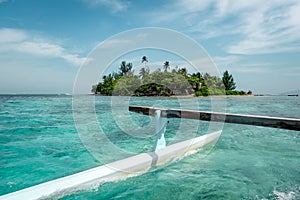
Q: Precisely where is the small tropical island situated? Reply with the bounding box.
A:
[91,56,252,97]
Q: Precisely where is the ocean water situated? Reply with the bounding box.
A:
[0,95,299,199]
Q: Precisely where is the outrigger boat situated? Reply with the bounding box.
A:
[1,106,299,200]
[0,108,221,200]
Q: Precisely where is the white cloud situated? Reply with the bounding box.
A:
[0,0,7,3]
[0,28,27,43]
[147,0,300,55]
[0,28,86,66]
[84,0,128,13]
[213,55,240,66]
[232,64,271,73]
[227,1,300,54]
[17,41,86,66]
[98,39,131,49]
[213,55,274,74]
[17,42,64,57]
[16,42,84,66]
[175,0,213,13]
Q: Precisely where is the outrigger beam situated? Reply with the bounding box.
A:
[129,106,300,131]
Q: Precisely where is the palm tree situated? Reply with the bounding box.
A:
[119,61,133,76]
[139,67,150,80]
[163,61,170,72]
[142,56,148,67]
[178,67,187,77]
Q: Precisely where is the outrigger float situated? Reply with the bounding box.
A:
[1,106,299,200]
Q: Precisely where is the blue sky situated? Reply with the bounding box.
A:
[0,0,299,94]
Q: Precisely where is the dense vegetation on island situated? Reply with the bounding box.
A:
[91,56,252,97]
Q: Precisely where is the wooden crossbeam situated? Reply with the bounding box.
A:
[129,106,300,131]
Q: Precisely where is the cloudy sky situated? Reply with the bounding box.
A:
[0,0,299,94]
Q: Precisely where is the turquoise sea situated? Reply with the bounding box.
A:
[0,95,299,199]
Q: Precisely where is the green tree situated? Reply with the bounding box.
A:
[100,74,116,95]
[141,56,148,67]
[114,74,141,96]
[91,59,247,97]
[119,61,133,76]
[200,85,210,96]
[163,61,170,72]
[139,67,150,81]
[178,68,187,77]
[222,70,236,91]
[91,84,98,94]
